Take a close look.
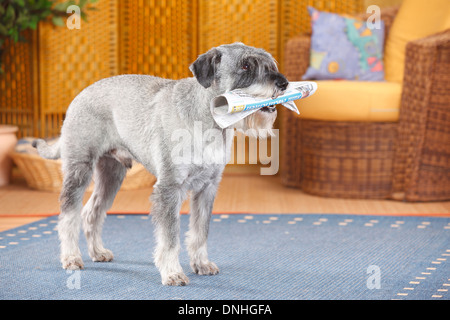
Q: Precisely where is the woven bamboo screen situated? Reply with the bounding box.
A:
[198,0,279,60]
[38,0,118,138]
[0,31,39,138]
[119,0,198,80]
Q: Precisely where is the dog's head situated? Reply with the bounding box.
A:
[190,43,288,138]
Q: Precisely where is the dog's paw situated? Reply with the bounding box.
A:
[162,272,190,286]
[191,261,219,276]
[91,248,114,262]
[61,255,84,270]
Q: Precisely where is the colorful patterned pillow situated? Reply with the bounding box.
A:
[302,7,385,81]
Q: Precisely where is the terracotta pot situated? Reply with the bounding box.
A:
[0,125,18,186]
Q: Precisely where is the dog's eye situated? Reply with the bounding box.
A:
[242,63,250,71]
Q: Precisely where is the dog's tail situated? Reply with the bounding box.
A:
[32,139,61,160]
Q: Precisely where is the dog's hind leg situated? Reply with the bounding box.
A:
[81,155,127,263]
[186,182,220,275]
[58,160,94,270]
[151,182,189,286]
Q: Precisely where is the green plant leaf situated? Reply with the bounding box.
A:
[53,2,69,11]
[10,28,19,42]
[51,16,65,26]
[80,10,87,21]
[13,0,26,7]
[39,0,54,10]
[15,11,29,30]
[5,5,16,23]
[0,24,8,36]
[29,16,40,30]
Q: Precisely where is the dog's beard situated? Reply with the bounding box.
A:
[232,82,279,139]
[234,110,276,139]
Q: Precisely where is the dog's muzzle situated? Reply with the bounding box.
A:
[270,73,289,99]
[275,76,289,91]
[261,73,288,112]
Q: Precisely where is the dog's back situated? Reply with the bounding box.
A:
[36,75,174,162]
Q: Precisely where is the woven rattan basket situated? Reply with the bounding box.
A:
[11,152,155,193]
[281,115,398,199]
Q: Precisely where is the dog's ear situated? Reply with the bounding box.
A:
[189,48,222,89]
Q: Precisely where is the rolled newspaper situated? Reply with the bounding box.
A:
[211,81,317,128]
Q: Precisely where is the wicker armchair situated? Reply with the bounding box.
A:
[281,7,450,201]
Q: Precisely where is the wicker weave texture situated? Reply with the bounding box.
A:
[119,0,197,80]
[283,35,311,81]
[11,153,63,192]
[281,0,364,37]
[199,0,363,68]
[282,6,450,201]
[0,31,39,138]
[11,152,156,192]
[38,0,118,138]
[199,0,279,59]
[281,5,397,199]
[392,29,450,201]
[282,116,397,199]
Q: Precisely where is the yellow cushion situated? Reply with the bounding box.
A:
[295,80,402,122]
[384,0,450,83]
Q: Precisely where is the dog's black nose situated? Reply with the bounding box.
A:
[275,77,289,91]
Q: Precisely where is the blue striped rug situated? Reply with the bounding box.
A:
[0,214,449,300]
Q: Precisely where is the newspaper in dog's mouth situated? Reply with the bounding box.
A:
[211,81,318,128]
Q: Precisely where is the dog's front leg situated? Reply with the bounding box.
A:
[151,183,189,286]
[186,182,219,275]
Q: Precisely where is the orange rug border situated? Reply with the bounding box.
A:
[0,211,449,218]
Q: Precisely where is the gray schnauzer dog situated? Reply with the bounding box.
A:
[33,43,289,286]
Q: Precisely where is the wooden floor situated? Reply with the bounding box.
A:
[0,172,449,232]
